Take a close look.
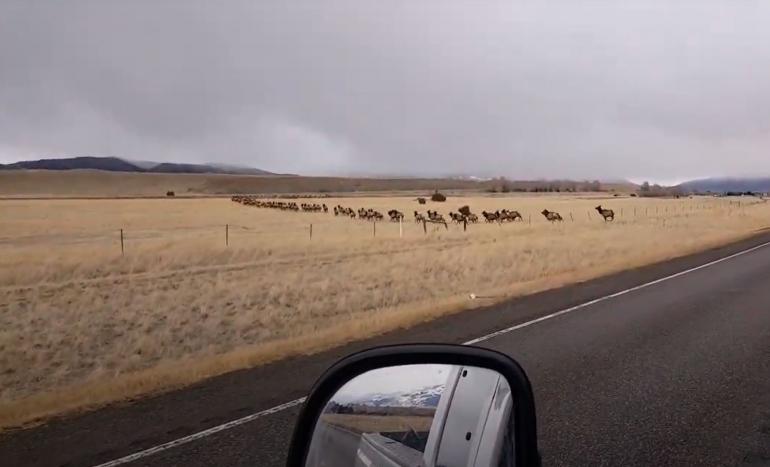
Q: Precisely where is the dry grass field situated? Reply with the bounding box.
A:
[0,193,768,429]
[0,169,637,198]
[0,170,490,198]
[321,413,434,434]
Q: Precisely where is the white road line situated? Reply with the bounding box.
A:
[92,398,306,467]
[465,240,770,344]
[93,239,770,467]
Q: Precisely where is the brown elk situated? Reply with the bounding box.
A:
[595,205,615,221]
[541,209,563,222]
[388,209,404,221]
[427,210,445,223]
[499,209,523,222]
[482,211,499,222]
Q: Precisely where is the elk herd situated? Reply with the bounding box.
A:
[230,196,619,227]
[331,205,403,222]
[482,209,523,222]
[230,196,329,213]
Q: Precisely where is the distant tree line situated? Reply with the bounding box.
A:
[485,178,603,193]
[638,181,683,198]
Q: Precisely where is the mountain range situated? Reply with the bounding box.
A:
[0,156,282,176]
[336,384,445,408]
[677,177,770,193]
[3,157,769,194]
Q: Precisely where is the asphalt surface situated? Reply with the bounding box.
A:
[305,421,360,467]
[3,232,770,466]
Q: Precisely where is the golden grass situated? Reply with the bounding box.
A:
[321,414,434,434]
[0,170,494,198]
[0,194,767,430]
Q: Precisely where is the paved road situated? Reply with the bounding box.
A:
[3,233,770,466]
[305,421,360,467]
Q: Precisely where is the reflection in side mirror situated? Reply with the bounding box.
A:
[288,345,538,467]
[306,364,513,467]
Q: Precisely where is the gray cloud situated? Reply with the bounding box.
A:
[1,0,769,181]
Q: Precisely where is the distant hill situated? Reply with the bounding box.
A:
[678,177,770,193]
[0,156,280,176]
[0,156,142,172]
[149,162,276,175]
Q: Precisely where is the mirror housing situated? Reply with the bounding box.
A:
[287,344,540,467]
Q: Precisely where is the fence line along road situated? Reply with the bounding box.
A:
[4,198,760,254]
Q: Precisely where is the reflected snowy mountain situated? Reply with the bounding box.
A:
[336,384,445,408]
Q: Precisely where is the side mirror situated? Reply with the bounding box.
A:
[287,344,540,467]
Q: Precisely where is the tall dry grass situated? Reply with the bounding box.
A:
[0,194,767,429]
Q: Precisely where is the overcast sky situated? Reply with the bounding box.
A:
[2,1,769,182]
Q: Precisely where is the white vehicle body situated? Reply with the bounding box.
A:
[355,366,513,467]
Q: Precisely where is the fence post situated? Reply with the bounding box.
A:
[423,219,427,234]
[528,214,531,225]
[399,218,403,238]
[463,219,467,231]
[226,224,229,246]
[310,223,313,241]
[373,221,376,238]
[120,228,124,255]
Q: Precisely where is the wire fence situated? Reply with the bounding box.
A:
[2,198,762,255]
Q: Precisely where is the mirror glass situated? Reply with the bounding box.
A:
[305,364,514,467]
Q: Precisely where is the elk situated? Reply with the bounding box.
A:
[427,210,445,223]
[595,205,615,221]
[541,209,563,222]
[414,211,426,223]
[499,209,523,222]
[482,210,499,223]
[388,209,404,222]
